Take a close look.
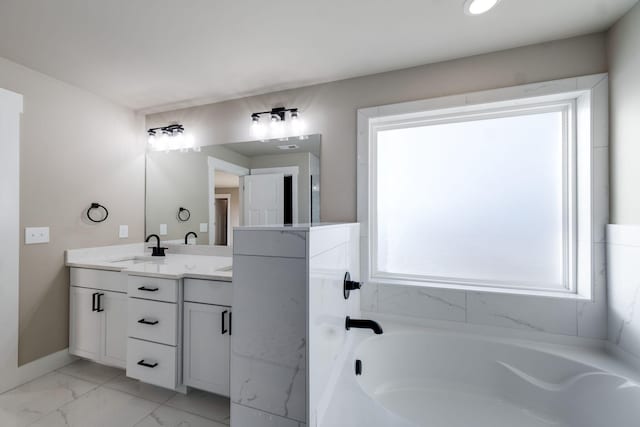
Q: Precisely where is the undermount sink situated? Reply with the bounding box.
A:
[109,255,159,265]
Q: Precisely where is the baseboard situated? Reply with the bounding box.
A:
[0,348,76,394]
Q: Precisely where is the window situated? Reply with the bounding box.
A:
[358,75,608,298]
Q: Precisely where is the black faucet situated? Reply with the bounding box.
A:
[145,234,167,257]
[184,231,198,245]
[345,316,383,335]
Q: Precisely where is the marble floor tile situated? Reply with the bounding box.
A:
[103,375,176,404]
[0,372,96,427]
[30,387,158,427]
[134,405,228,427]
[165,390,230,424]
[58,360,124,385]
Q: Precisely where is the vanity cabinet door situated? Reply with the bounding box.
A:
[183,302,230,396]
[69,286,101,360]
[101,291,127,368]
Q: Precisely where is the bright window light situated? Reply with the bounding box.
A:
[372,103,575,293]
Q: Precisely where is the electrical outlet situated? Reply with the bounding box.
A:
[119,225,129,239]
[160,224,167,235]
[199,223,208,232]
[25,227,50,244]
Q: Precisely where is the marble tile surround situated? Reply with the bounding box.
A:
[607,225,640,359]
[1,359,230,427]
[361,240,608,340]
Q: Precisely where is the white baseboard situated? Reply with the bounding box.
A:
[0,348,76,394]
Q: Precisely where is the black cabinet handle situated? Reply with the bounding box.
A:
[229,312,232,336]
[138,318,159,325]
[137,360,158,368]
[91,292,98,312]
[96,293,104,312]
[221,310,228,335]
[138,286,159,292]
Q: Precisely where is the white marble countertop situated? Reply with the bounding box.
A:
[65,243,232,281]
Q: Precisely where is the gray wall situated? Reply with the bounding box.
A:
[0,56,144,365]
[147,33,608,224]
[609,2,640,224]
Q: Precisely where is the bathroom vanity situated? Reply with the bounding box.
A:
[66,246,233,396]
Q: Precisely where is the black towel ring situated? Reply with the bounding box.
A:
[177,207,191,222]
[87,202,109,223]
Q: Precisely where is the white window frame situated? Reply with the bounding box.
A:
[357,74,609,300]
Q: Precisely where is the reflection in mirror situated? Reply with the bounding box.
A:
[146,134,321,246]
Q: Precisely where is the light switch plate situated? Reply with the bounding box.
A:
[25,227,50,244]
[119,225,129,239]
[160,224,167,235]
[199,223,208,232]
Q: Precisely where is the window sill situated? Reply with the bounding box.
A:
[370,276,593,301]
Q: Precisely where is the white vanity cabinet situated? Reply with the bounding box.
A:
[183,278,232,397]
[69,268,127,368]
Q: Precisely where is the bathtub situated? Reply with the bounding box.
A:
[320,319,640,427]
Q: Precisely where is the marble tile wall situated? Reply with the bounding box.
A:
[361,239,608,340]
[607,225,640,359]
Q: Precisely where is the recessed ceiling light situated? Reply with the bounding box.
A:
[464,0,502,15]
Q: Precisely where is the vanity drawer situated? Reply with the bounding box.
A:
[126,338,177,390]
[71,268,126,293]
[128,298,177,346]
[184,278,232,306]
[127,275,178,303]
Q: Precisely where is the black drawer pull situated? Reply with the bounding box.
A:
[137,360,158,368]
[92,292,98,312]
[138,318,159,325]
[96,293,104,312]
[221,310,228,335]
[138,286,159,292]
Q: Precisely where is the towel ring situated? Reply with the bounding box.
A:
[177,207,191,222]
[87,203,109,223]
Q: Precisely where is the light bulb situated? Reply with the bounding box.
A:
[291,116,305,135]
[252,121,267,138]
[464,0,501,15]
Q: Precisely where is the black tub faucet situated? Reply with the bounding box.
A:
[184,231,198,245]
[146,234,167,257]
[345,316,383,335]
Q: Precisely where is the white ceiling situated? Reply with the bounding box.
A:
[0,0,636,112]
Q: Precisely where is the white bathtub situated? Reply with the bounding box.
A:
[353,329,640,427]
[320,320,640,427]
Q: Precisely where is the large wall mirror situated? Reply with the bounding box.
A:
[146,134,321,246]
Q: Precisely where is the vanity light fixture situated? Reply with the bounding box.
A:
[147,124,194,151]
[250,107,302,138]
[464,0,501,15]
